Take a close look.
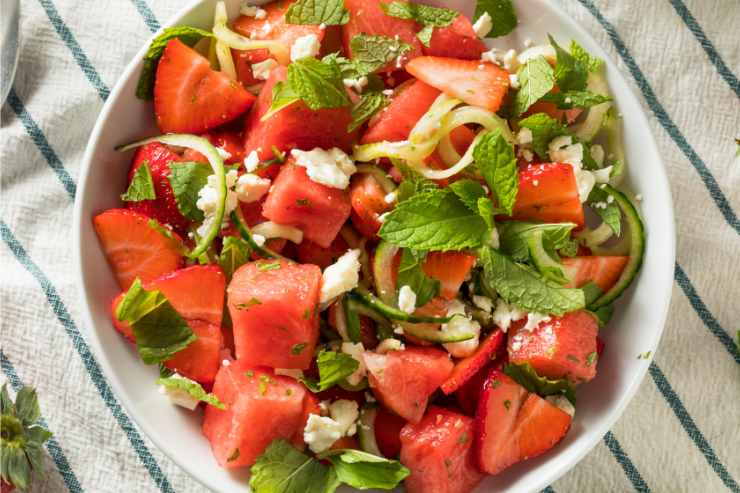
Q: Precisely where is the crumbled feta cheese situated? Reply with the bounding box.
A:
[564,97,572,104]
[195,170,239,237]
[441,300,481,358]
[481,48,501,65]
[546,395,575,417]
[343,76,368,93]
[377,212,390,223]
[522,313,551,332]
[252,221,304,244]
[472,12,492,38]
[492,298,526,332]
[519,148,534,162]
[592,165,613,184]
[509,73,520,89]
[472,295,494,313]
[517,44,557,65]
[548,136,595,202]
[235,173,271,203]
[397,285,417,314]
[341,342,366,386]
[592,201,607,209]
[291,34,321,61]
[524,38,534,48]
[393,326,405,335]
[319,22,326,29]
[590,144,605,167]
[376,338,405,354]
[304,414,344,453]
[516,128,533,146]
[222,359,231,367]
[606,195,615,204]
[319,400,331,414]
[243,150,260,172]
[159,374,200,411]
[275,368,304,379]
[252,233,266,246]
[240,1,267,19]
[635,194,643,201]
[502,49,519,72]
[291,148,356,189]
[382,89,395,96]
[384,191,397,204]
[320,249,362,303]
[251,58,278,81]
[329,399,359,436]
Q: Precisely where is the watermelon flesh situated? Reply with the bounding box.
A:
[512,163,585,226]
[423,15,486,60]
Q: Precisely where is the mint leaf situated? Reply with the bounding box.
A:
[219,236,251,280]
[136,26,213,100]
[541,90,611,109]
[504,362,576,404]
[349,34,411,75]
[349,91,388,132]
[156,375,226,409]
[286,0,349,26]
[499,221,577,262]
[249,439,339,493]
[116,279,196,364]
[167,162,212,222]
[379,188,491,251]
[288,57,351,110]
[514,56,555,116]
[397,249,440,307]
[569,40,604,73]
[121,161,156,202]
[474,0,517,38]
[381,2,458,47]
[266,80,301,120]
[549,35,588,92]
[588,187,622,236]
[327,449,410,490]
[392,160,438,202]
[478,247,585,315]
[518,112,569,159]
[449,179,494,229]
[301,350,359,392]
[473,130,519,216]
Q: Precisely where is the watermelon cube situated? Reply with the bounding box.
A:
[512,163,585,226]
[423,15,486,60]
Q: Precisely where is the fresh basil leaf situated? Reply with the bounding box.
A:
[156,375,226,409]
[588,187,622,236]
[288,57,351,110]
[121,161,156,202]
[167,162,212,222]
[549,35,588,92]
[219,236,251,280]
[136,26,213,100]
[327,449,410,490]
[349,91,388,132]
[498,221,577,262]
[478,247,585,315]
[541,90,611,109]
[569,40,604,73]
[504,362,576,404]
[116,279,196,364]
[266,80,301,120]
[517,112,569,159]
[301,350,359,392]
[381,2,458,47]
[285,0,349,26]
[349,34,411,75]
[473,130,519,216]
[514,56,555,116]
[379,188,491,251]
[249,439,340,493]
[397,249,440,307]
[474,0,517,38]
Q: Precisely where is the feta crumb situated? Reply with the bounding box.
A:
[319,22,326,29]
[590,144,605,167]
[376,338,405,354]
[502,49,519,72]
[222,359,231,367]
[546,395,575,417]
[489,226,500,249]
[196,170,239,237]
[304,414,344,453]
[240,1,267,19]
[441,300,481,358]
[252,221,304,244]
[393,326,404,335]
[252,233,266,246]
[319,400,330,414]
[516,128,533,146]
[564,97,572,104]
[480,48,501,65]
[472,12,493,38]
[291,34,321,61]
[382,89,394,96]
[243,150,260,172]
[592,201,607,209]
[635,194,643,201]
[275,368,304,379]
[472,295,494,313]
[377,212,390,224]
[330,399,359,436]
[251,58,278,81]
[548,136,595,202]
[159,374,200,411]
[524,38,534,48]
[291,148,356,189]
[320,249,362,303]
[517,44,557,65]
[606,195,614,204]
[384,191,397,204]
[520,148,534,162]
[397,285,417,314]
[343,76,369,93]
[341,342,366,386]
[509,73,520,89]
[592,165,613,184]
[235,173,271,203]
[522,313,551,332]
[492,298,526,332]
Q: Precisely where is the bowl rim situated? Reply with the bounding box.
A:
[72,1,676,491]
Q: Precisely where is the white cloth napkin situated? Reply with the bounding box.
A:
[1,0,738,491]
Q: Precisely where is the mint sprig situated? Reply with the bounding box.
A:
[473,130,519,216]
[300,350,359,392]
[474,0,517,38]
[499,221,577,262]
[348,34,412,75]
[549,35,588,92]
[121,161,156,202]
[288,57,351,110]
[167,162,212,222]
[569,40,604,73]
[504,362,576,404]
[541,90,611,109]
[349,91,388,132]
[588,186,622,236]
[397,249,440,307]
[381,2,458,46]
[285,0,349,26]
[156,375,226,409]
[218,236,252,280]
[517,112,569,159]
[514,56,555,116]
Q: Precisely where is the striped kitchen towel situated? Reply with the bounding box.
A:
[1,0,738,491]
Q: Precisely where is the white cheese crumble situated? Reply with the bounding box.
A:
[291,148,356,189]
[509,73,520,89]
[489,226,500,249]
[330,399,359,436]
[341,342,366,386]
[590,144,605,167]
[382,89,394,97]
[472,12,492,38]
[320,249,362,303]
[384,191,397,204]
[472,295,494,313]
[502,49,519,72]
[397,285,417,314]
[195,169,239,237]
[376,338,405,354]
[235,173,271,203]
[243,150,260,172]
[222,359,231,367]
[441,300,481,358]
[492,298,526,332]
[517,44,557,65]
[516,128,533,146]
[252,221,304,244]
[522,312,551,332]
[343,76,368,93]
[251,58,278,81]
[291,34,321,61]
[546,395,575,417]
[592,165,613,184]
[274,368,304,379]
[240,1,267,19]
[159,373,200,411]
[548,136,595,202]
[480,48,501,65]
[519,148,534,162]
[303,399,360,453]
[252,233,266,246]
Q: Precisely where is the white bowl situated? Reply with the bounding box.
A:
[73,1,676,491]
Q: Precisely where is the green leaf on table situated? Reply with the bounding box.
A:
[549,35,588,92]
[504,362,576,404]
[473,130,518,216]
[397,249,440,307]
[517,112,569,159]
[285,0,350,25]
[514,56,555,116]
[301,350,359,392]
[381,2,458,47]
[249,439,340,493]
[156,375,226,409]
[121,161,156,202]
[167,162,212,222]
[349,91,388,132]
[327,449,410,490]
[474,0,517,38]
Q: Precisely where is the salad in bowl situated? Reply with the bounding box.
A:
[89,0,646,491]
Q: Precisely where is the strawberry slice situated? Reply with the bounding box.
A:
[406,57,510,112]
[154,39,255,134]
[512,163,585,226]
[349,173,391,238]
[423,15,486,60]
[562,256,629,292]
[441,330,505,394]
[93,209,184,290]
[512,393,572,462]
[421,251,477,299]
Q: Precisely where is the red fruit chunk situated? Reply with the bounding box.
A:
[233,0,325,50]
[290,389,321,448]
[512,393,573,462]
[423,15,486,60]
[400,407,485,493]
[512,163,585,226]
[562,256,629,292]
[374,405,406,459]
[228,259,321,369]
[296,235,349,269]
[203,363,308,467]
[262,164,351,248]
[164,320,223,384]
[342,0,423,71]
[110,293,134,341]
[421,251,477,299]
[233,48,271,87]
[154,39,255,134]
[406,57,510,112]
[93,209,184,290]
[349,173,391,238]
[243,67,356,161]
[361,80,441,144]
[363,347,453,423]
[441,330,504,394]
[508,311,599,384]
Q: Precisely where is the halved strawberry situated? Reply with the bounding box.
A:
[406,57,510,112]
[562,256,629,292]
[375,405,407,459]
[233,0,325,50]
[421,251,477,299]
[512,393,572,462]
[441,330,504,394]
[154,39,255,133]
[349,173,391,238]
[93,209,184,290]
[512,163,585,226]
[508,311,598,384]
[423,15,486,60]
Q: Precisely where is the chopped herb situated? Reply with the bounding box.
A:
[236,298,262,310]
[296,198,311,206]
[227,448,240,462]
[257,261,282,272]
[291,343,308,355]
[259,380,268,395]
[303,308,313,319]
[492,380,502,389]
[458,432,469,444]
[586,351,598,366]
[566,354,580,363]
[245,370,255,378]
[503,399,511,410]
[638,351,652,360]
